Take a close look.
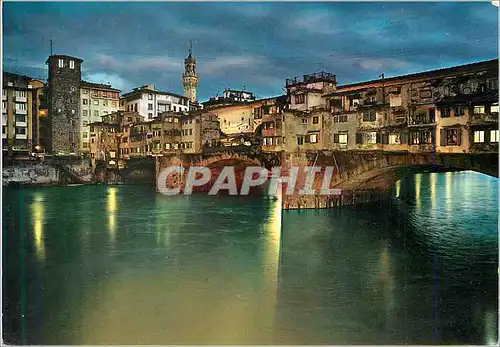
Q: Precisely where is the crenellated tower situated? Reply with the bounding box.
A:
[182,42,199,103]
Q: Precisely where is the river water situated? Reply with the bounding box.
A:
[2,171,498,345]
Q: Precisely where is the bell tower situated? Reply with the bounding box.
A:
[182,41,199,103]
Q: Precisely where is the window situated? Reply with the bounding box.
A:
[173,106,177,112]
[363,110,376,122]
[389,94,402,107]
[486,79,498,91]
[456,106,466,116]
[490,104,499,114]
[82,89,88,94]
[16,90,26,98]
[301,118,308,124]
[70,60,75,69]
[364,132,377,144]
[148,103,153,110]
[15,103,26,110]
[102,91,107,98]
[411,131,433,145]
[148,113,153,118]
[83,99,88,105]
[297,135,304,145]
[389,134,401,144]
[473,130,485,143]
[94,100,99,105]
[334,115,348,123]
[313,116,319,124]
[441,107,450,117]
[103,100,108,107]
[333,132,348,144]
[94,110,99,117]
[420,89,432,98]
[441,128,460,146]
[93,90,98,97]
[83,132,88,139]
[474,105,485,115]
[490,130,499,142]
[295,94,305,104]
[83,121,88,126]
[309,133,318,143]
[58,59,64,68]
[103,111,108,115]
[15,115,26,123]
[15,127,26,134]
[148,94,153,100]
[113,101,117,107]
[189,129,193,135]
[2,125,5,134]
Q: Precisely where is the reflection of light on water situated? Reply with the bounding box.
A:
[31,192,45,261]
[265,179,282,332]
[395,180,401,198]
[107,187,117,244]
[377,244,395,325]
[415,174,421,209]
[484,309,497,345]
[430,173,437,211]
[445,172,452,215]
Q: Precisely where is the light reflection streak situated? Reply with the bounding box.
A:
[31,192,45,261]
[415,173,421,209]
[430,173,437,211]
[395,180,401,198]
[377,244,395,327]
[484,309,497,345]
[265,178,282,332]
[445,172,452,215]
[107,187,117,244]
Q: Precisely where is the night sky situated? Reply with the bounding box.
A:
[3,2,498,101]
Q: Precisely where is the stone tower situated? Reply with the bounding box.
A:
[45,54,82,154]
[182,44,199,103]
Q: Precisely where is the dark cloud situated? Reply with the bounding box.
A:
[3,2,498,100]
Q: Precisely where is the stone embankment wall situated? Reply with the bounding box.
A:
[3,158,94,186]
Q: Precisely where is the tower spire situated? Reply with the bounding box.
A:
[183,42,199,103]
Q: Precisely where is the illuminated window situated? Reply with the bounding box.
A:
[490,104,499,114]
[389,134,401,144]
[473,130,484,143]
[69,60,75,69]
[338,133,348,144]
[490,130,499,142]
[474,105,485,115]
[58,59,64,68]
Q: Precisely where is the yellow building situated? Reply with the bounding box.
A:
[2,72,45,156]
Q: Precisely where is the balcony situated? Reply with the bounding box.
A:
[15,95,27,103]
[15,134,27,140]
[2,92,6,101]
[469,112,498,125]
[408,114,435,127]
[15,108,27,115]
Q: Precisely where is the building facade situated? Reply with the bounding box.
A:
[120,84,190,121]
[2,72,45,155]
[45,54,83,154]
[322,59,498,155]
[80,81,121,152]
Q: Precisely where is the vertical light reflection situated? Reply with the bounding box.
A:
[265,178,282,334]
[31,192,45,262]
[415,173,421,209]
[484,309,497,345]
[445,172,453,215]
[430,173,437,211]
[395,180,401,198]
[107,187,117,244]
[377,243,395,326]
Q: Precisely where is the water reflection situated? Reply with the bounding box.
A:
[444,172,453,215]
[415,173,421,209]
[107,187,117,244]
[395,180,401,198]
[430,173,437,211]
[30,192,45,261]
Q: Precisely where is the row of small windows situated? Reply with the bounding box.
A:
[82,99,118,107]
[82,89,119,99]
